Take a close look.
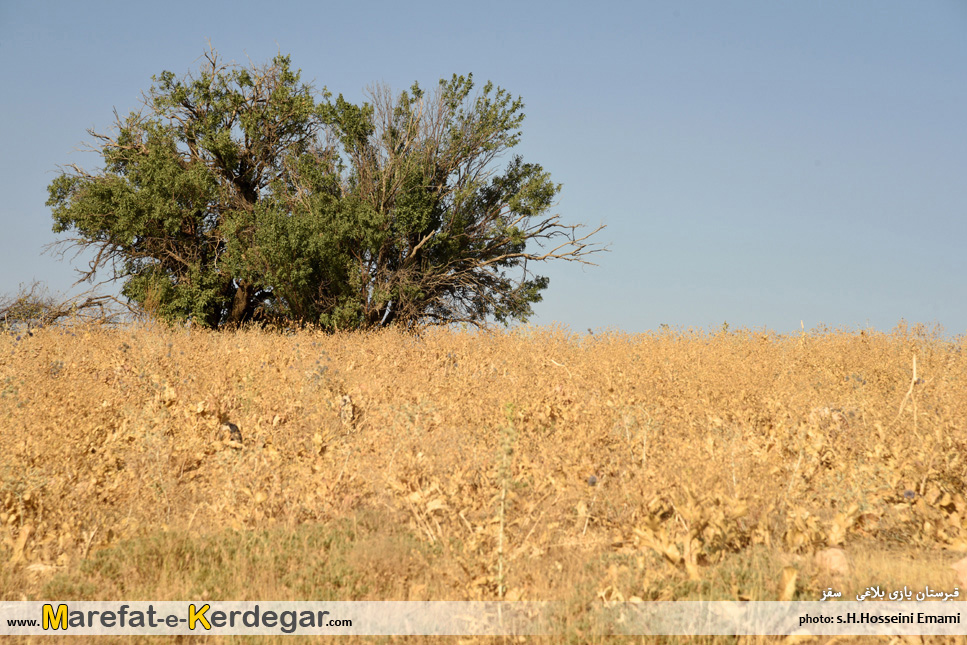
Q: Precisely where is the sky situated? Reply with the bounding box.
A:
[1,1,965,337]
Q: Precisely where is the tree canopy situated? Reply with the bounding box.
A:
[47,49,605,331]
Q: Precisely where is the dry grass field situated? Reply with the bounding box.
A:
[1,320,966,643]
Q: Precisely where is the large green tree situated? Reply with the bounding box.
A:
[47,49,605,330]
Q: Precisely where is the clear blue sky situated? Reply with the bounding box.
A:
[2,1,964,336]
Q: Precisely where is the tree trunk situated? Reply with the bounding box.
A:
[226,281,252,327]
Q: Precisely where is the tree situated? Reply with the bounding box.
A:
[47,49,605,331]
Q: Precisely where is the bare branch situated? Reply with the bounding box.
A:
[0,281,130,329]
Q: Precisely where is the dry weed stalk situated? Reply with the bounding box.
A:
[889,353,919,436]
[496,405,518,600]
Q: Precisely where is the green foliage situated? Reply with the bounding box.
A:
[47,49,604,331]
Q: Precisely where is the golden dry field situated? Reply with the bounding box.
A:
[2,321,966,643]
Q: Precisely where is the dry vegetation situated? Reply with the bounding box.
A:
[1,320,966,643]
